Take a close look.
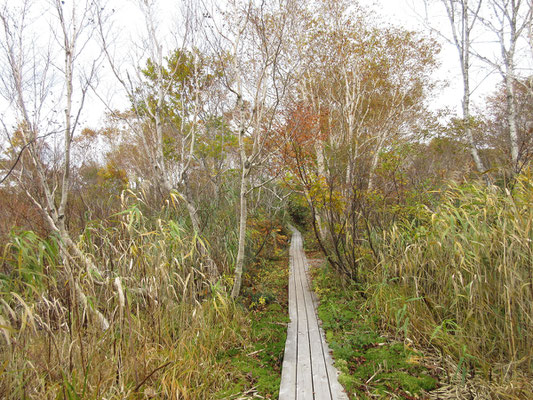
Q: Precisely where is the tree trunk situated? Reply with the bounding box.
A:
[505,63,520,173]
[183,190,219,281]
[439,0,487,179]
[231,165,249,299]
[462,0,487,177]
[463,52,487,177]
[502,48,520,174]
[314,141,328,241]
[367,135,387,191]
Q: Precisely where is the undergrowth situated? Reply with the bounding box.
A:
[309,173,533,399]
[0,191,290,399]
[364,174,533,398]
[311,264,438,399]
[220,234,289,398]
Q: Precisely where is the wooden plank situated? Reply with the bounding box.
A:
[279,237,297,400]
[298,249,332,400]
[320,323,349,400]
[294,232,314,399]
[279,227,348,400]
[304,246,349,400]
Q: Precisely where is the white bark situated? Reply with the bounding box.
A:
[211,0,294,298]
[496,0,529,173]
[230,18,249,297]
[474,0,532,173]
[441,0,488,176]
[98,1,220,278]
[0,0,110,330]
[505,67,521,172]
[314,141,328,241]
[231,163,249,298]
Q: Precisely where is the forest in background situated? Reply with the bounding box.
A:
[0,0,532,398]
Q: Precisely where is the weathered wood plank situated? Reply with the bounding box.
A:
[294,233,313,399]
[279,241,297,400]
[308,269,348,400]
[299,249,332,400]
[279,227,348,400]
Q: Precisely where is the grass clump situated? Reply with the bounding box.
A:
[219,247,290,399]
[328,173,533,398]
[311,264,438,399]
[369,176,533,383]
[302,173,533,398]
[0,191,290,399]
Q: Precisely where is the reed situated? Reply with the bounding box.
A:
[0,192,250,399]
[366,173,533,388]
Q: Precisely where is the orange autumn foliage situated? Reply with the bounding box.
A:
[267,102,329,176]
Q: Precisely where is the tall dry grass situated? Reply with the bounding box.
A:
[0,191,249,399]
[367,173,533,388]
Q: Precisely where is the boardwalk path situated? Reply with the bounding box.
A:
[279,227,348,400]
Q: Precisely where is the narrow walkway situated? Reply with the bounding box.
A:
[279,227,348,400]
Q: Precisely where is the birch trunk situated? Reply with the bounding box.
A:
[231,164,249,299]
[505,70,520,173]
[499,2,522,174]
[463,72,487,175]
[314,141,328,241]
[439,0,487,177]
[470,0,531,174]
[494,0,527,175]
[463,0,486,175]
[462,15,487,177]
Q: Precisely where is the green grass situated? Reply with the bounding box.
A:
[218,251,290,399]
[311,264,438,399]
[302,173,533,398]
[365,176,533,389]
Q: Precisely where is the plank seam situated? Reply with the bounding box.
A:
[303,251,334,399]
[296,237,315,398]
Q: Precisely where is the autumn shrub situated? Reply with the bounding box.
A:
[366,172,533,385]
[0,189,49,243]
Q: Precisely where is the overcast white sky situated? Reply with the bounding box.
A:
[1,0,531,134]
[103,0,528,119]
[362,0,528,114]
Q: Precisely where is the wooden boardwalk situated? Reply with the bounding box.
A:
[279,227,348,400]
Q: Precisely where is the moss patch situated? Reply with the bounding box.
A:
[216,250,289,399]
[312,264,438,399]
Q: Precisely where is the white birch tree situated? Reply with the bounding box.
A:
[0,0,109,329]
[424,0,488,177]
[476,0,532,173]
[97,0,220,279]
[204,0,298,298]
